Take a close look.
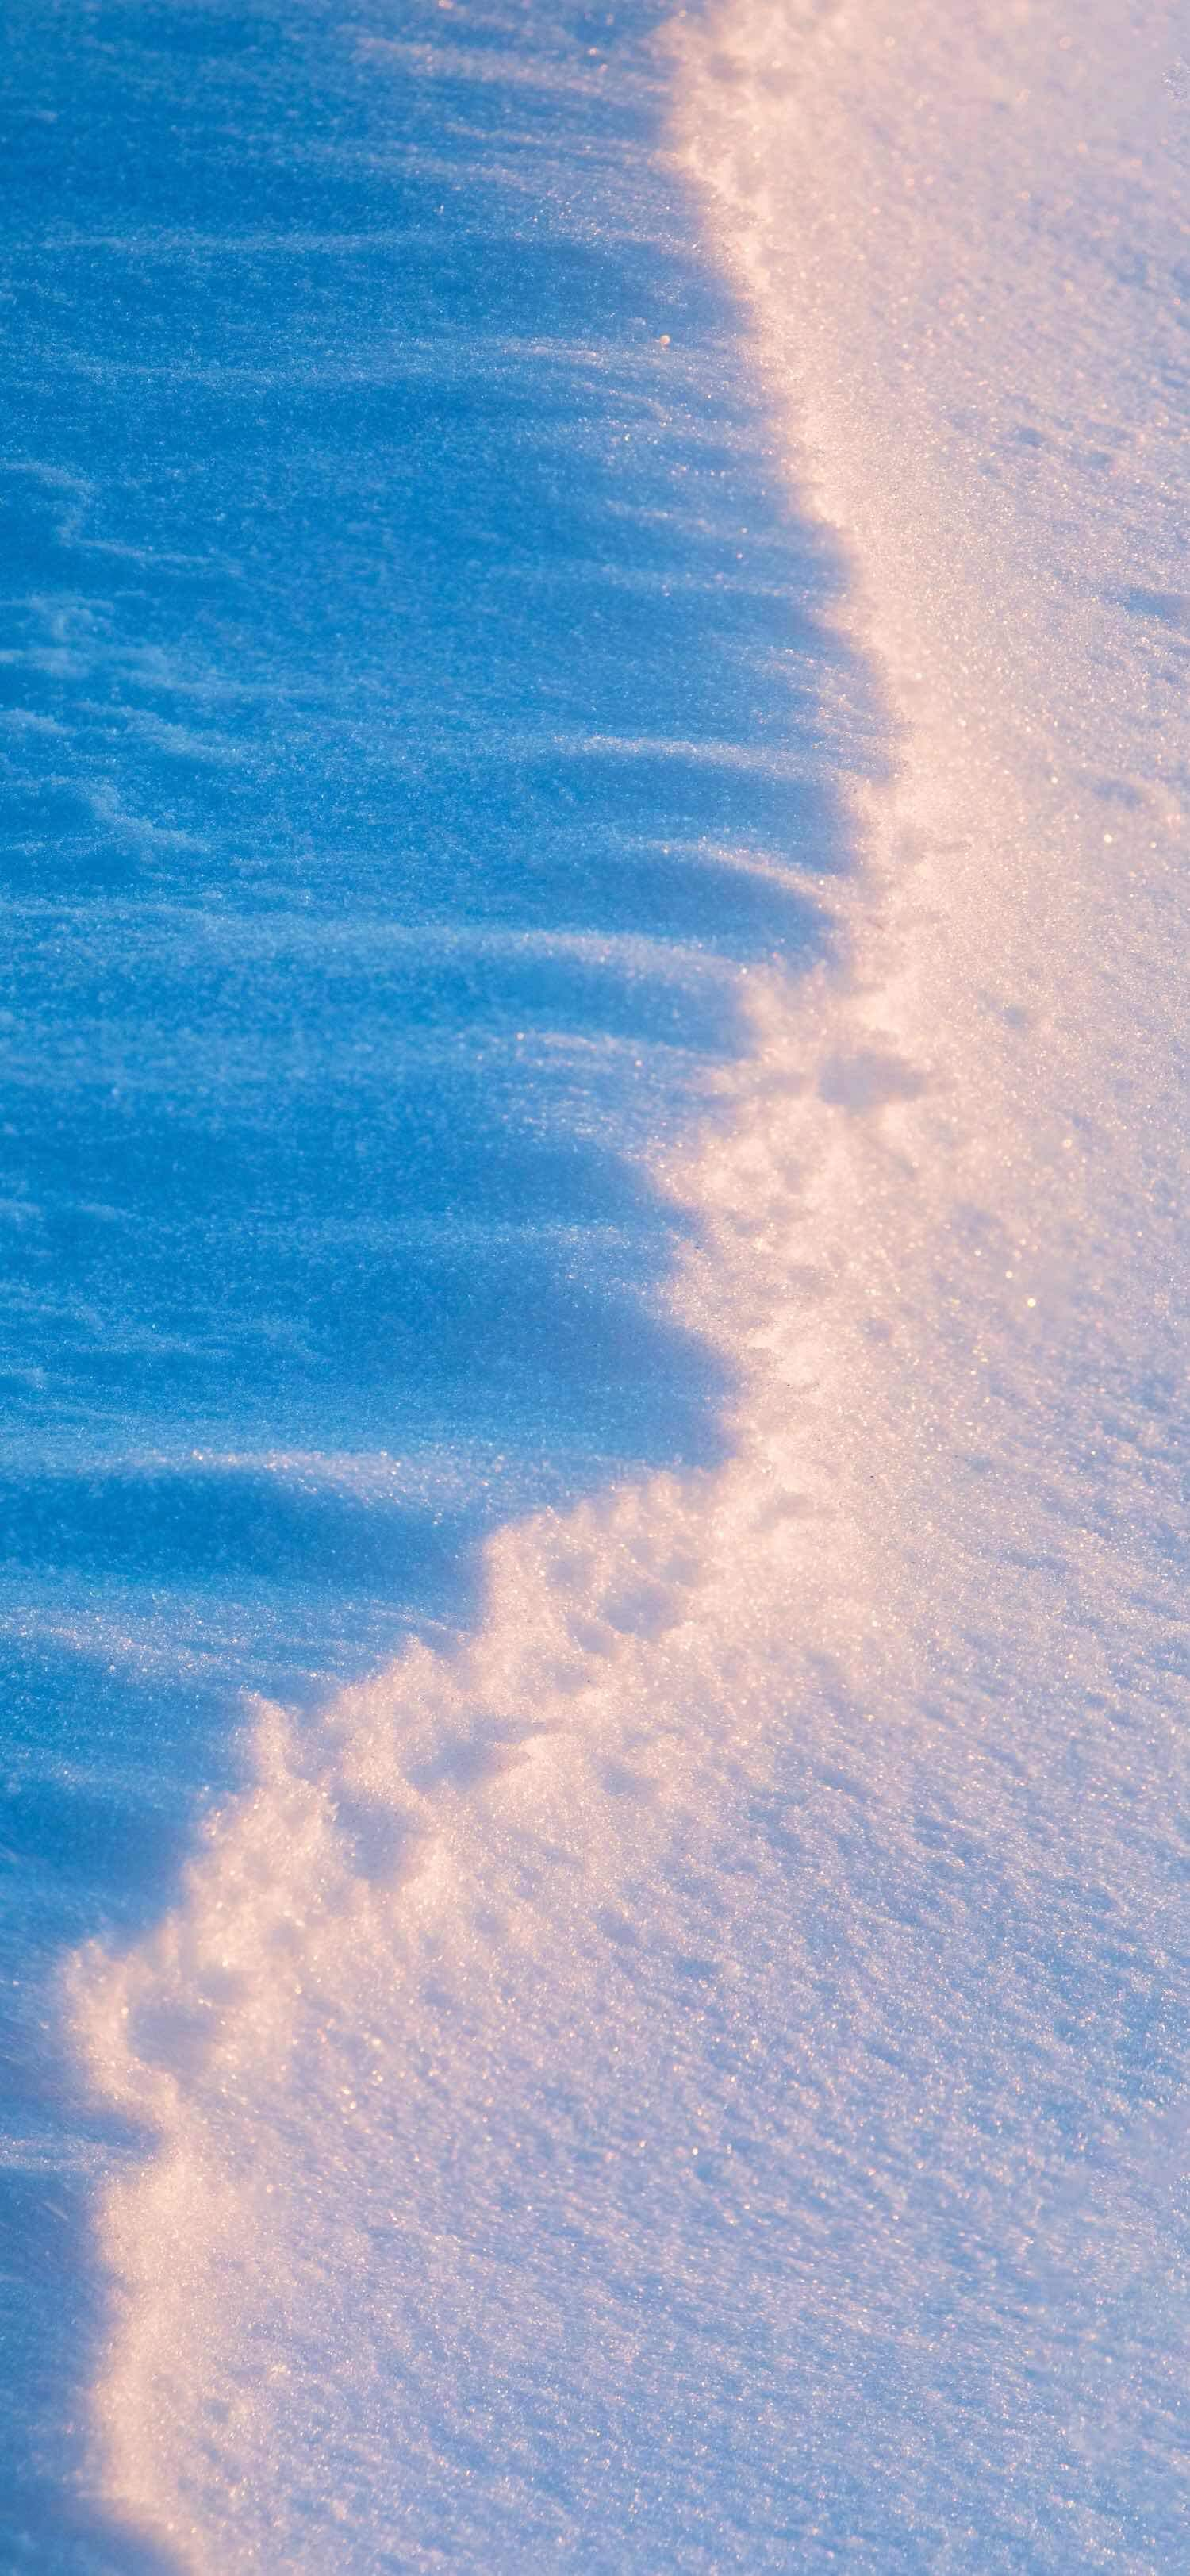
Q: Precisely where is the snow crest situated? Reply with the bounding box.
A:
[73,2,1188,2567]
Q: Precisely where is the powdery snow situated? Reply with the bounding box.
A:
[72,3,1188,2567]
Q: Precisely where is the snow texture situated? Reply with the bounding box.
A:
[6,0,1189,2566]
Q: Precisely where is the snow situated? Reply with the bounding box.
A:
[6,0,1188,2566]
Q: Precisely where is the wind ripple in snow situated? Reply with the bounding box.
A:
[34,0,1190,2566]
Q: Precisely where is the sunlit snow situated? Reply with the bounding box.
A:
[2,2,1186,2569]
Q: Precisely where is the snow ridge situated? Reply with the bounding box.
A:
[73,3,1188,2567]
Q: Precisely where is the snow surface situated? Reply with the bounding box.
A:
[6,0,1188,2566]
[2,2,855,2560]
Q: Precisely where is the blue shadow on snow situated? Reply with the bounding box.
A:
[0,2,881,2563]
